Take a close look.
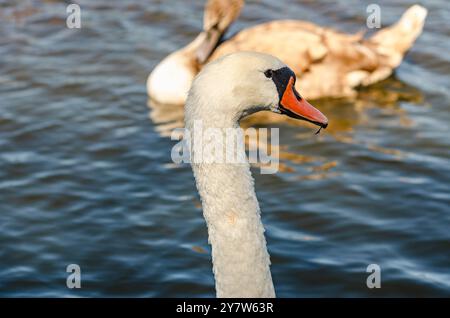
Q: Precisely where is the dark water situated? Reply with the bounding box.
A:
[0,0,449,297]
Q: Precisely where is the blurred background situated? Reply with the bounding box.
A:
[0,0,449,297]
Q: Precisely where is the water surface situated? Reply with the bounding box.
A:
[0,0,449,297]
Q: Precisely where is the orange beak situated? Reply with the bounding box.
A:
[280,77,328,129]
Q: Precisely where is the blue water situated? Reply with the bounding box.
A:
[0,0,449,297]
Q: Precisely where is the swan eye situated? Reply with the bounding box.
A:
[264,69,273,78]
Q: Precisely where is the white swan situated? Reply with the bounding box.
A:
[147,0,243,105]
[185,52,328,297]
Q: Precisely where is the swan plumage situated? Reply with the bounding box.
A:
[185,51,327,297]
[148,1,427,104]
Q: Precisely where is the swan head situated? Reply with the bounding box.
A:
[147,0,244,105]
[186,51,328,129]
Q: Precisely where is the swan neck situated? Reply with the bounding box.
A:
[189,119,275,297]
